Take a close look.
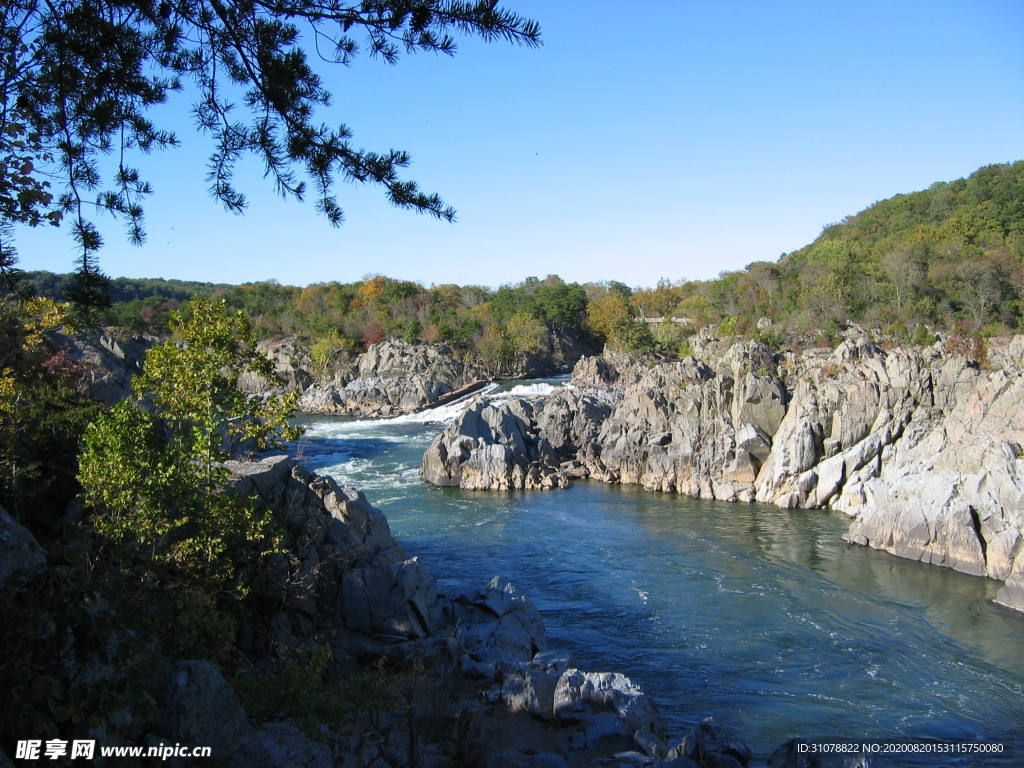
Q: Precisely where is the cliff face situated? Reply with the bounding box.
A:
[421,336,1024,612]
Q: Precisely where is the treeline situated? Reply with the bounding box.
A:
[23,271,231,304]
[22,272,234,337]
[214,275,602,369]
[17,160,1024,358]
[20,270,622,368]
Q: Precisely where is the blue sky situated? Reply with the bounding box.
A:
[15,0,1024,289]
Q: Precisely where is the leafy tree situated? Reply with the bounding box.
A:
[78,297,301,581]
[0,296,100,527]
[0,112,63,293]
[586,292,653,355]
[632,278,684,319]
[505,310,545,355]
[533,280,588,329]
[1,0,540,305]
[651,319,692,357]
[881,245,927,318]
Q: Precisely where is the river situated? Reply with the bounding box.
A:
[294,382,1023,766]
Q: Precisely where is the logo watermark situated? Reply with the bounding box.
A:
[15,740,211,761]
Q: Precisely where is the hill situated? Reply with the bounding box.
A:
[632,161,1024,341]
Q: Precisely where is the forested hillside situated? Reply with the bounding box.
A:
[17,161,1024,356]
[630,161,1024,341]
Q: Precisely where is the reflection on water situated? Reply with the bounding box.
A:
[297,414,1024,765]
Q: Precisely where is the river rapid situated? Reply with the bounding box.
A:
[295,382,1023,766]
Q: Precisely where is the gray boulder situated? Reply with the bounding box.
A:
[0,505,46,588]
[448,576,548,677]
[55,330,155,403]
[157,660,271,768]
[226,456,448,647]
[239,336,316,394]
[683,717,752,767]
[421,399,570,490]
[552,669,669,757]
[499,650,575,719]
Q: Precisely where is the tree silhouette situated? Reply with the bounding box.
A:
[0,0,540,309]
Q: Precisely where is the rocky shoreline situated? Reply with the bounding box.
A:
[2,455,851,767]
[420,334,1024,615]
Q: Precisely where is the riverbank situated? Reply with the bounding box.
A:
[420,333,1024,615]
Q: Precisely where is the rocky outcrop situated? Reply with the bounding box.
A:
[238,336,320,394]
[837,359,1024,592]
[261,332,597,416]
[225,454,448,647]
[157,660,272,768]
[420,398,573,490]
[421,335,1024,613]
[55,330,156,403]
[298,339,477,417]
[0,504,46,589]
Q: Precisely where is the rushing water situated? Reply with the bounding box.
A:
[293,383,1024,766]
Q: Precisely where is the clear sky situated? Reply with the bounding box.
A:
[14,0,1024,290]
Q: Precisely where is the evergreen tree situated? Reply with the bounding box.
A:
[0,0,540,301]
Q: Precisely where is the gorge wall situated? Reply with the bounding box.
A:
[421,335,1024,614]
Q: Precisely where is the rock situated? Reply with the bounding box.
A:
[536,387,619,465]
[994,549,1024,612]
[157,660,271,768]
[837,364,1024,587]
[499,651,575,719]
[238,336,315,394]
[257,721,332,767]
[0,504,46,588]
[552,669,668,757]
[421,399,570,491]
[308,340,473,417]
[225,456,453,648]
[687,717,752,767]
[448,577,548,677]
[55,330,155,403]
